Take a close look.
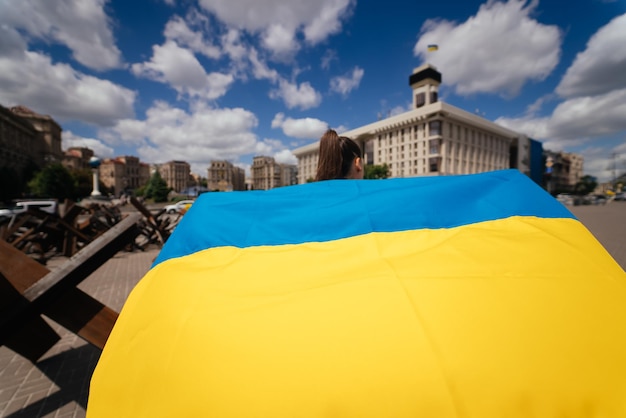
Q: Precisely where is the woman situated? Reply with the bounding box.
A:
[315,129,364,181]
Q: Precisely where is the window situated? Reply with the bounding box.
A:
[429,157,441,172]
[430,91,438,103]
[429,139,440,154]
[415,92,425,108]
[429,121,441,136]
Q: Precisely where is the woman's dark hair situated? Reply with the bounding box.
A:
[315,129,362,181]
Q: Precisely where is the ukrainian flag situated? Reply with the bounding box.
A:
[428,44,439,51]
[88,170,626,417]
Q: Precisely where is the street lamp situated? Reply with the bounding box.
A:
[89,156,102,196]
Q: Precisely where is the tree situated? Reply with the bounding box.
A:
[144,171,170,202]
[364,163,390,179]
[574,175,597,196]
[69,168,94,199]
[27,163,76,200]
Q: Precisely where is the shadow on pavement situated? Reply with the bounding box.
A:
[6,344,100,418]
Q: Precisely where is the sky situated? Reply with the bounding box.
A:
[0,0,625,182]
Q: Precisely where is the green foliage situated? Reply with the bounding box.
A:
[364,163,390,179]
[69,168,94,199]
[27,163,76,200]
[306,177,315,183]
[574,175,597,196]
[134,185,146,197]
[144,171,170,202]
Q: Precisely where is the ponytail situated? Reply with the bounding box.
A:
[315,129,362,181]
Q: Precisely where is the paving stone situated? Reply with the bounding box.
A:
[1,245,159,418]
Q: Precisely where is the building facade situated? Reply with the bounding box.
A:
[207,160,246,191]
[251,156,298,190]
[0,104,41,186]
[100,156,150,195]
[544,151,584,193]
[62,147,94,171]
[252,156,281,190]
[280,164,298,187]
[0,104,63,188]
[293,64,546,184]
[159,160,191,193]
[10,105,63,167]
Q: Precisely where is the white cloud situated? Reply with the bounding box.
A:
[556,13,626,98]
[303,0,354,44]
[274,149,297,165]
[0,0,123,70]
[321,49,337,70]
[0,26,27,57]
[414,0,561,96]
[524,95,553,116]
[249,48,279,82]
[221,29,248,62]
[107,102,261,175]
[0,50,135,126]
[271,112,328,139]
[131,41,233,99]
[262,24,300,58]
[548,88,626,139]
[335,124,349,134]
[495,115,550,140]
[197,0,354,55]
[495,10,626,182]
[498,88,626,143]
[330,67,364,96]
[63,131,115,158]
[254,139,278,155]
[389,105,408,117]
[164,14,221,59]
[573,145,623,183]
[270,80,322,109]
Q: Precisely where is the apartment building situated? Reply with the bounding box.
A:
[100,156,150,195]
[251,156,297,190]
[207,160,246,191]
[544,151,584,193]
[159,160,191,193]
[10,105,63,167]
[293,64,545,184]
[0,104,63,187]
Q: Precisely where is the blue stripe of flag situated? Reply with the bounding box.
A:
[153,169,573,267]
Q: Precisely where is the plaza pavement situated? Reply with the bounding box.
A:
[0,202,624,417]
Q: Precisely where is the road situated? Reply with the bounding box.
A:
[568,200,625,271]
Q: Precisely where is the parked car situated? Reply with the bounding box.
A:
[555,193,574,206]
[586,194,607,205]
[0,199,58,220]
[614,192,626,201]
[164,200,195,214]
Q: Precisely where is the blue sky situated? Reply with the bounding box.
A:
[1,0,625,182]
